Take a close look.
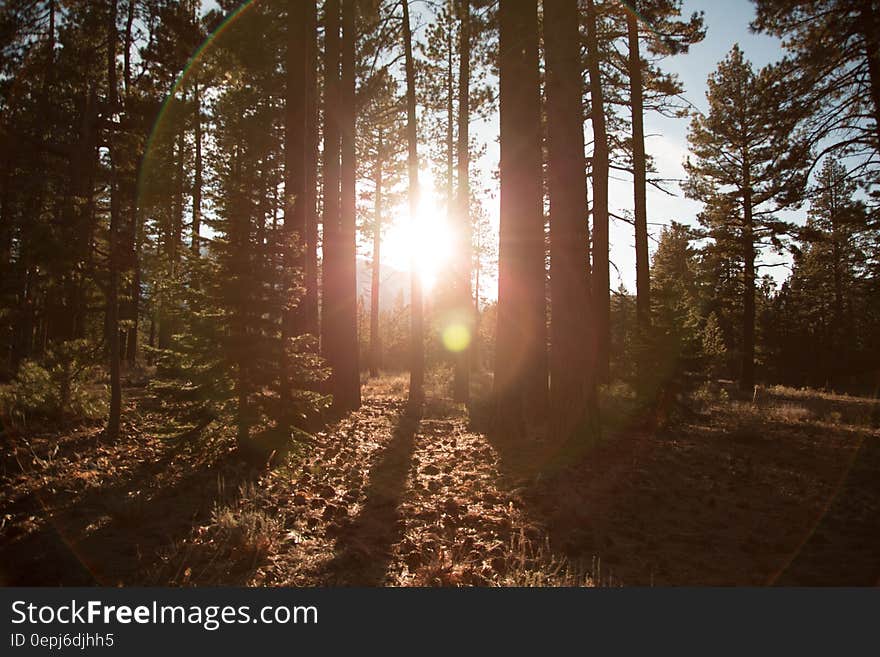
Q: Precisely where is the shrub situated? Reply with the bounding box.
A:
[692,380,729,407]
[0,340,106,431]
[208,483,282,563]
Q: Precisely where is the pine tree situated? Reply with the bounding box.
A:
[453,0,472,403]
[584,0,611,383]
[321,0,346,409]
[105,0,123,439]
[752,0,880,187]
[401,0,424,416]
[544,0,599,442]
[684,45,809,390]
[337,0,361,412]
[651,222,702,376]
[701,312,727,380]
[621,0,704,386]
[495,0,545,434]
[767,157,878,386]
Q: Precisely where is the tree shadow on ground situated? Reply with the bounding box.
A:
[0,435,257,586]
[322,412,419,585]
[773,431,880,585]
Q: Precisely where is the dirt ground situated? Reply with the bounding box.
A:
[2,375,879,586]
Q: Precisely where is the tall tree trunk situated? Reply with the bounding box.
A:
[402,0,424,416]
[545,0,599,442]
[234,153,251,448]
[495,0,546,434]
[68,89,99,342]
[106,0,122,439]
[446,28,455,217]
[831,236,843,385]
[123,5,139,365]
[627,3,651,388]
[48,0,55,56]
[828,177,843,386]
[191,81,202,254]
[338,0,361,412]
[174,120,184,267]
[283,0,307,414]
[860,4,880,147]
[322,0,342,396]
[158,117,184,350]
[0,146,11,284]
[304,0,320,338]
[123,0,133,96]
[369,130,383,379]
[586,0,610,383]
[125,209,141,367]
[741,183,756,392]
[453,0,471,403]
[472,225,481,371]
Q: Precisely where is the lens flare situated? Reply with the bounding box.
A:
[442,323,471,353]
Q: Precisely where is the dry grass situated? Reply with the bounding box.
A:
[497,530,612,587]
[767,384,874,403]
[769,403,813,423]
[156,481,283,586]
[691,380,878,432]
[208,482,281,559]
[399,526,608,587]
[362,372,408,398]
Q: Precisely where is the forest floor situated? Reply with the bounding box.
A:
[2,373,880,586]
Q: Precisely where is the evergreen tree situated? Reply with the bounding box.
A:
[620,0,704,384]
[583,0,611,383]
[684,45,809,390]
[544,0,599,442]
[766,157,879,386]
[495,0,545,434]
[401,0,424,416]
[752,0,880,198]
[651,222,702,377]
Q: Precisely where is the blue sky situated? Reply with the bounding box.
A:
[615,0,792,291]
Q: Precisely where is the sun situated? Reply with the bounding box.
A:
[381,172,455,292]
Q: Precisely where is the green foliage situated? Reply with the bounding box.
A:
[691,380,728,407]
[147,250,330,446]
[700,312,727,379]
[752,0,880,197]
[140,2,331,451]
[650,222,703,376]
[0,340,106,430]
[761,158,880,388]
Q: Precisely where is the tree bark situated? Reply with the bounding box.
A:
[586,0,610,383]
[338,0,361,412]
[369,130,383,379]
[282,0,307,415]
[495,0,546,434]
[304,0,320,338]
[402,0,424,416]
[627,3,651,386]
[191,80,202,254]
[125,204,142,367]
[158,115,185,350]
[860,3,880,147]
[545,0,599,442]
[453,0,471,403]
[321,0,342,390]
[106,0,122,439]
[741,183,756,391]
